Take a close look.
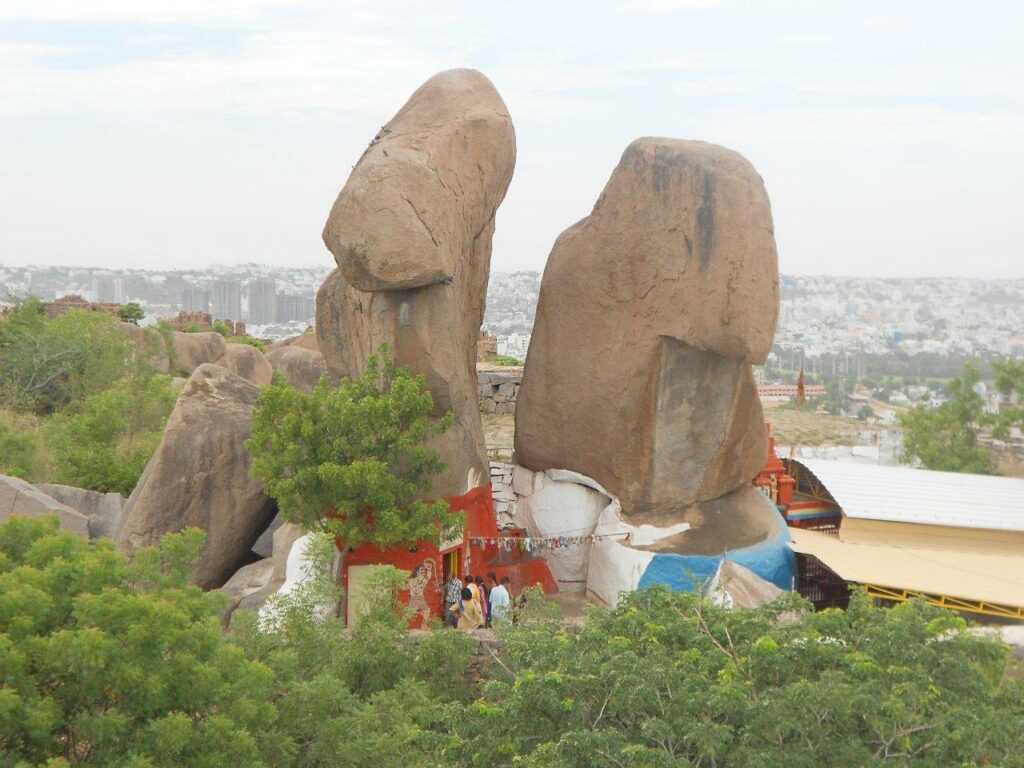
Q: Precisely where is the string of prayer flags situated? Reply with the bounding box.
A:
[469,533,630,552]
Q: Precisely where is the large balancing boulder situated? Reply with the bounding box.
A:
[515,138,778,517]
[318,68,515,496]
[117,364,276,588]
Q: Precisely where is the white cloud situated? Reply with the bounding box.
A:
[611,0,721,13]
[773,34,833,45]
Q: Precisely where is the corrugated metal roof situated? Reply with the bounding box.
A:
[789,527,1024,607]
[791,459,1024,532]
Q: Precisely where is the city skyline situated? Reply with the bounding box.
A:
[1,2,1022,278]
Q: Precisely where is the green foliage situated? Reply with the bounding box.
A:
[0,300,132,414]
[228,335,268,353]
[0,410,45,481]
[211,320,232,337]
[116,302,145,324]
[0,516,272,767]
[42,374,176,494]
[856,404,874,421]
[482,355,523,367]
[247,345,461,549]
[2,515,1020,767]
[989,358,1024,440]
[900,364,995,473]
[464,587,1024,767]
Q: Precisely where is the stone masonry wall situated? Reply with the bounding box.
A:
[478,370,522,414]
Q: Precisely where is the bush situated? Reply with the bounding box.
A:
[0,300,132,414]
[0,517,272,767]
[228,335,268,353]
[42,374,176,494]
[0,410,45,481]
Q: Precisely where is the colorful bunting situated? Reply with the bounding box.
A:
[468,533,630,551]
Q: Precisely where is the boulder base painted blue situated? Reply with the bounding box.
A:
[637,525,795,593]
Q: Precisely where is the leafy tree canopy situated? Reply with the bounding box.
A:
[1,515,1020,768]
[0,300,132,414]
[464,587,1023,768]
[116,302,145,325]
[989,358,1024,440]
[42,374,177,494]
[900,363,995,473]
[247,346,461,550]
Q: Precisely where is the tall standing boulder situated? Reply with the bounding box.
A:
[317,68,516,496]
[515,138,778,517]
[117,364,276,588]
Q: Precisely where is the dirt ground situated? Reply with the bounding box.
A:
[761,404,866,446]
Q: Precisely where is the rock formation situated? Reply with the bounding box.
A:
[117,364,277,588]
[317,68,516,496]
[265,345,331,392]
[0,475,90,537]
[220,343,273,386]
[36,483,126,540]
[167,331,272,386]
[270,332,320,353]
[171,331,226,372]
[516,138,778,517]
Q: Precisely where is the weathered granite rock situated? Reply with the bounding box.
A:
[265,345,331,392]
[318,68,515,497]
[171,332,227,373]
[218,557,274,627]
[221,522,306,626]
[121,322,171,373]
[0,475,90,537]
[117,364,277,588]
[516,138,777,516]
[36,483,126,540]
[270,333,320,353]
[220,343,273,386]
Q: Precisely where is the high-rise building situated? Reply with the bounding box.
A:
[181,286,210,314]
[93,276,126,304]
[248,278,276,324]
[275,293,316,323]
[212,279,242,321]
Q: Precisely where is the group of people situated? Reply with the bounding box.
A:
[443,572,514,630]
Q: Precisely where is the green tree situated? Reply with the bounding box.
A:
[458,587,1023,768]
[0,516,274,767]
[42,374,176,494]
[246,346,461,554]
[116,302,145,325]
[989,358,1024,440]
[211,320,231,337]
[900,363,995,473]
[0,410,44,481]
[0,300,133,414]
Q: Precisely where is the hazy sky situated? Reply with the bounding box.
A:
[1,1,1022,277]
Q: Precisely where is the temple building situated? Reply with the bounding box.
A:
[757,448,1024,620]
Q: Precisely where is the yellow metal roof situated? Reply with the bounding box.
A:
[789,527,1024,608]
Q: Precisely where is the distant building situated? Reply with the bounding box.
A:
[275,293,315,323]
[93,276,126,304]
[181,286,210,314]
[498,332,530,361]
[212,279,242,321]
[248,278,277,324]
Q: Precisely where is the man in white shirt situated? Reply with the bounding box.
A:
[489,575,512,624]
